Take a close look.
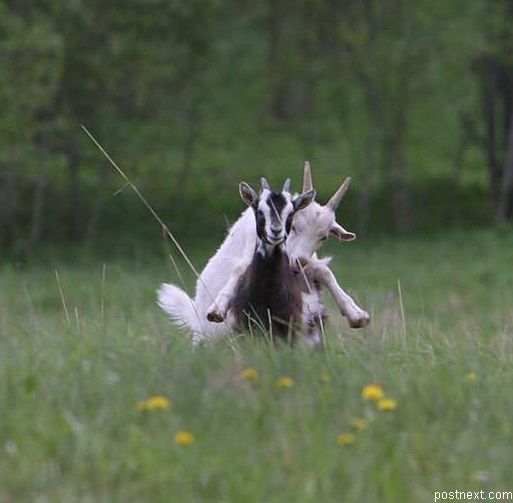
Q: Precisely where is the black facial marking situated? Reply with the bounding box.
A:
[266,193,287,229]
[285,214,293,235]
[255,209,265,239]
[267,193,286,214]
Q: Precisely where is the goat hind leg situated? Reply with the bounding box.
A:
[305,317,324,348]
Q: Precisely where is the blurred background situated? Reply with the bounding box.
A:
[1,0,513,261]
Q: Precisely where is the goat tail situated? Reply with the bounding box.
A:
[157,283,200,334]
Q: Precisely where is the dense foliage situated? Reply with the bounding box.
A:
[1,0,513,258]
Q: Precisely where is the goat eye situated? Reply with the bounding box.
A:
[319,236,328,242]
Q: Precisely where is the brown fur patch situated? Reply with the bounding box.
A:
[230,246,304,340]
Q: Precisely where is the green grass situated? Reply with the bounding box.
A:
[1,228,513,502]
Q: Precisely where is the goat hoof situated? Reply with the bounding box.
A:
[207,310,225,323]
[347,311,370,328]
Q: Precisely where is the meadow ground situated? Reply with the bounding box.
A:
[1,228,513,502]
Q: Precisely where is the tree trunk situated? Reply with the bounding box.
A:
[85,163,109,242]
[0,171,19,259]
[66,143,83,241]
[175,103,200,199]
[28,175,47,247]
[386,104,413,233]
[359,81,381,233]
[482,58,501,202]
[266,0,288,122]
[357,0,380,233]
[0,175,5,261]
[298,74,315,158]
[297,15,316,157]
[389,0,413,233]
[497,108,513,221]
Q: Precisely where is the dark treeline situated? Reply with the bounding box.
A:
[1,0,513,258]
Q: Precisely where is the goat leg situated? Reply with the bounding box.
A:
[310,263,370,328]
[206,261,249,323]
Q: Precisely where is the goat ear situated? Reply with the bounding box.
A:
[293,189,316,211]
[330,221,356,241]
[239,182,258,207]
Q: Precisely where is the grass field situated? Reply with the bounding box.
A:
[1,228,513,502]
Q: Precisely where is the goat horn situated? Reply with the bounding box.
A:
[326,176,351,211]
[282,178,291,192]
[261,177,271,191]
[302,161,313,192]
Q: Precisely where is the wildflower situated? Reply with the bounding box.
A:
[175,431,195,446]
[465,372,478,383]
[241,368,260,381]
[276,376,295,389]
[351,418,368,431]
[136,395,171,411]
[320,372,331,383]
[377,398,397,412]
[361,384,384,401]
[337,432,356,446]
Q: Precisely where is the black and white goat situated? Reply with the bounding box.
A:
[229,178,317,340]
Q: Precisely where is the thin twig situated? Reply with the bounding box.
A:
[74,306,81,334]
[267,308,273,344]
[162,226,187,288]
[397,278,407,348]
[81,125,200,279]
[101,263,106,325]
[55,270,71,328]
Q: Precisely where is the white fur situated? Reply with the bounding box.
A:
[159,207,256,341]
[307,254,370,328]
[157,283,198,330]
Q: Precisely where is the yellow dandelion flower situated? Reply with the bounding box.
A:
[175,431,195,446]
[136,395,171,411]
[361,384,384,401]
[465,372,478,383]
[337,432,356,445]
[276,376,295,389]
[351,418,368,431]
[377,398,397,412]
[241,368,260,381]
[320,372,331,383]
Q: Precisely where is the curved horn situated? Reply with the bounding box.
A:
[326,176,351,211]
[282,178,291,193]
[302,161,313,192]
[260,177,271,191]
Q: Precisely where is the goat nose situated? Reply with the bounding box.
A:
[271,227,281,235]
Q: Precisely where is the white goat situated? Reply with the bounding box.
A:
[285,163,370,329]
[158,162,369,343]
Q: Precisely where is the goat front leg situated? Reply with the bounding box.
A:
[206,261,249,323]
[311,264,370,328]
